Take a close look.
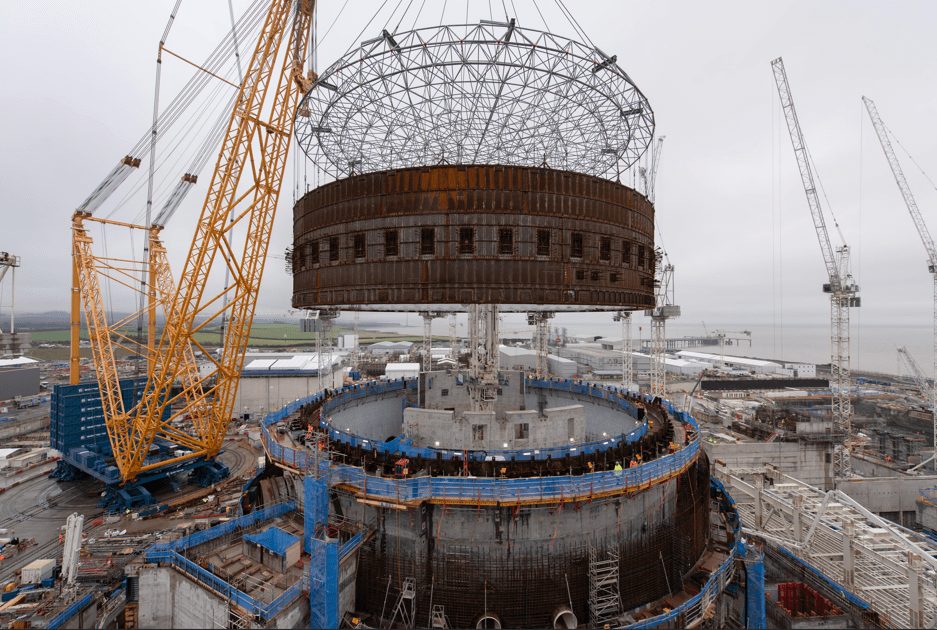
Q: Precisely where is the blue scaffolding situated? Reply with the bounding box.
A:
[305,454,340,629]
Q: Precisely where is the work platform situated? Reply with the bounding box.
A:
[715,463,937,628]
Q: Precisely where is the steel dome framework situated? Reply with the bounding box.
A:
[296,21,655,180]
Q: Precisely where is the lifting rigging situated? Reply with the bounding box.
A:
[771,57,861,477]
[863,96,937,471]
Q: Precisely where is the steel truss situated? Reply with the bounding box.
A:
[296,22,654,181]
[715,463,937,628]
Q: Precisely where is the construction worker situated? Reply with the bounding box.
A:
[629,458,638,468]
[614,461,623,476]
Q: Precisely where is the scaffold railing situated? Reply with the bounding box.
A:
[145,501,302,621]
[623,477,743,629]
[715,463,937,628]
[261,378,701,506]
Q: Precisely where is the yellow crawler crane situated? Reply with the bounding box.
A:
[70,214,209,448]
[98,0,315,482]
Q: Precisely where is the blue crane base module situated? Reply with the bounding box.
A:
[50,380,230,511]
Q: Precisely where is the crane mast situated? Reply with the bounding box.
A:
[771,57,860,477]
[864,96,937,470]
[645,250,679,398]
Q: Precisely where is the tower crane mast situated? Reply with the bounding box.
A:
[864,96,937,470]
[771,57,860,477]
[645,250,679,398]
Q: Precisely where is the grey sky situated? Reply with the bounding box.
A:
[1,0,936,335]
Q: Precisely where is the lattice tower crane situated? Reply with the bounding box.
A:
[863,96,937,471]
[71,216,210,440]
[772,58,861,478]
[897,346,937,472]
[79,0,315,482]
[645,249,679,397]
[612,310,634,392]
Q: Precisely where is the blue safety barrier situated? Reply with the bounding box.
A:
[145,500,302,621]
[46,593,94,630]
[260,378,703,504]
[745,547,766,630]
[624,479,742,629]
[309,538,340,629]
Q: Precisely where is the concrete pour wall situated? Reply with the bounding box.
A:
[403,405,585,450]
[343,456,711,629]
[137,566,228,629]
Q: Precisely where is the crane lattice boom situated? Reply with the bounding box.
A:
[83,0,316,482]
[862,97,937,271]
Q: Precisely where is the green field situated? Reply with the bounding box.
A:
[28,322,420,348]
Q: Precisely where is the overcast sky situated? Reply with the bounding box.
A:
[2,0,936,334]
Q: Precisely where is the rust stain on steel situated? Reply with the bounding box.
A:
[292,164,656,310]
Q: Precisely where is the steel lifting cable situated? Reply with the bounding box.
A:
[114,75,233,221]
[886,120,937,195]
[124,0,266,161]
[407,0,427,31]
[556,0,595,47]
[530,0,550,33]
[104,0,266,219]
[341,0,391,57]
[392,0,416,34]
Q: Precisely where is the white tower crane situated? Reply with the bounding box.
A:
[613,310,634,392]
[645,249,679,397]
[772,58,861,477]
[863,96,937,471]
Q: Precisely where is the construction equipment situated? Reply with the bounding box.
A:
[771,57,860,477]
[72,0,316,484]
[612,310,634,391]
[640,136,665,203]
[645,249,679,397]
[897,346,936,472]
[711,329,752,367]
[863,96,937,471]
[0,252,19,335]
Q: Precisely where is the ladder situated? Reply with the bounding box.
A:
[389,577,417,629]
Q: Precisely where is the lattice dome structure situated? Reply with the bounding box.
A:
[295,22,655,180]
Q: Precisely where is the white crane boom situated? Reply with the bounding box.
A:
[771,57,860,477]
[771,58,842,290]
[862,97,937,270]
[865,96,937,471]
[898,346,931,401]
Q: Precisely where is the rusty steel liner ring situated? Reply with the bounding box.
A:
[291,164,656,312]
